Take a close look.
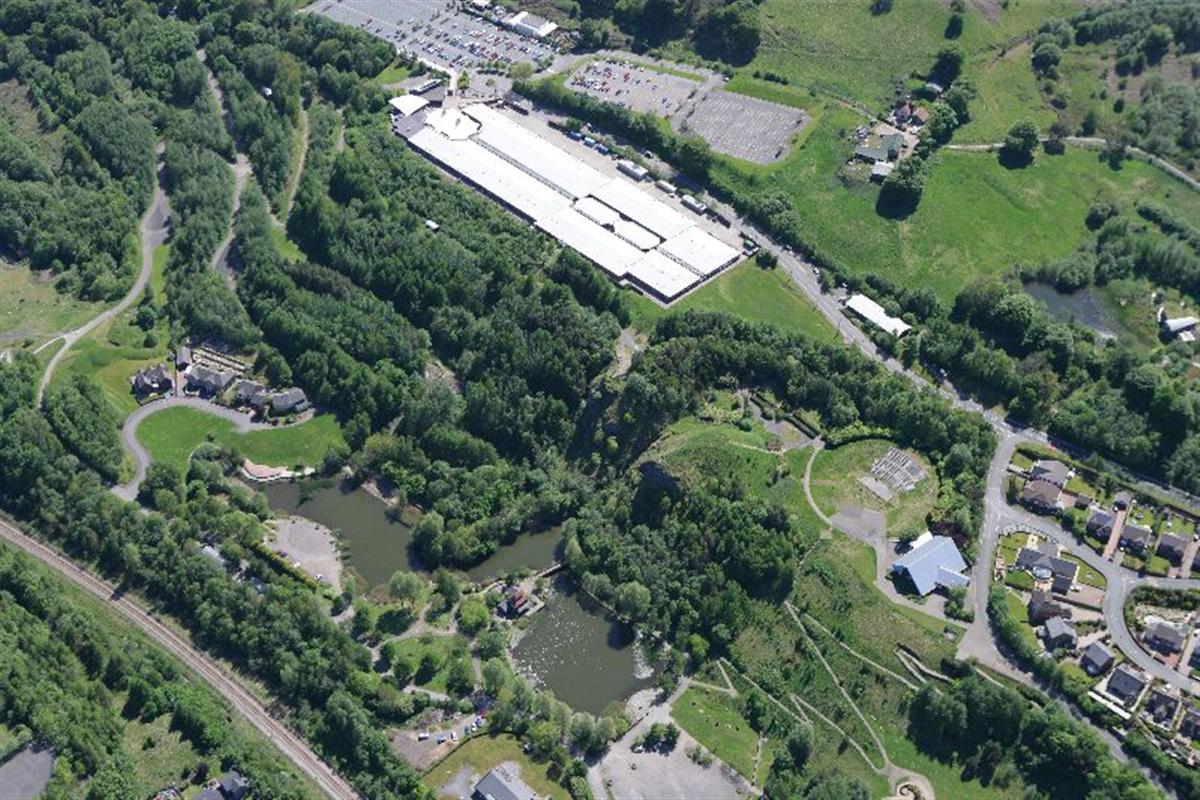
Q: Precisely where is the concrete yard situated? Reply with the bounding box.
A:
[266,516,342,592]
[568,58,807,164]
[0,745,55,800]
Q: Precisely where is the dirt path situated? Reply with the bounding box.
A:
[0,517,357,800]
[283,104,310,220]
[37,146,170,404]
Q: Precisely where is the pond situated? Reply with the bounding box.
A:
[466,529,563,583]
[511,576,653,715]
[260,479,420,589]
[1024,281,1118,339]
[261,479,564,589]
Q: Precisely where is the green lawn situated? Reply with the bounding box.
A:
[625,256,838,341]
[374,62,412,85]
[55,330,169,419]
[424,734,560,799]
[121,707,205,795]
[1005,590,1041,652]
[271,223,304,263]
[0,264,104,349]
[135,406,344,471]
[808,439,937,541]
[1060,553,1106,590]
[388,633,470,696]
[671,686,759,781]
[149,244,170,306]
[957,42,1057,143]
[713,108,1199,302]
[744,0,1075,108]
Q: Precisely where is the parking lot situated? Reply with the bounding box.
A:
[307,0,556,72]
[567,58,807,164]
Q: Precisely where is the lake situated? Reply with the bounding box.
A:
[261,479,421,589]
[1024,281,1118,339]
[511,576,652,715]
[260,479,564,589]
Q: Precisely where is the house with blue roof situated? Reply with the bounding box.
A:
[891,534,968,596]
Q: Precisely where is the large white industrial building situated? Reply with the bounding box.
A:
[400,104,741,302]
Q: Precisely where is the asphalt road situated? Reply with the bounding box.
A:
[36,148,171,404]
[0,516,358,800]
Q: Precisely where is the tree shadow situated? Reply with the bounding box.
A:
[997,147,1033,170]
[875,188,920,220]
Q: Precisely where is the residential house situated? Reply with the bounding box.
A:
[1051,573,1073,595]
[218,771,250,800]
[1145,690,1180,727]
[131,364,173,396]
[186,365,235,397]
[1028,590,1071,624]
[1180,708,1200,740]
[269,387,309,415]
[1021,479,1062,513]
[1014,547,1077,583]
[232,379,268,410]
[854,143,888,163]
[1086,509,1115,539]
[890,534,969,596]
[1080,642,1114,676]
[1029,459,1071,488]
[1106,666,1147,707]
[1113,491,1133,510]
[1157,533,1189,564]
[1192,646,1200,670]
[1120,523,1152,554]
[1144,622,1184,655]
[869,161,895,182]
[1157,306,1197,342]
[893,102,913,124]
[174,346,192,370]
[881,133,904,159]
[1042,616,1077,651]
[473,766,537,800]
[910,107,930,126]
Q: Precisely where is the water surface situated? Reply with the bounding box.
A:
[511,576,651,714]
[466,529,563,582]
[1024,281,1117,339]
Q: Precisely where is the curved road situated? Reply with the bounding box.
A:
[113,396,278,501]
[0,516,357,800]
[36,148,171,404]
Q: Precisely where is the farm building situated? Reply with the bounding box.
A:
[844,294,911,337]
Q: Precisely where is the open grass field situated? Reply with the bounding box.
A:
[271,226,305,263]
[149,244,170,305]
[374,62,413,85]
[0,265,104,349]
[808,439,937,541]
[716,109,1200,301]
[626,256,837,341]
[670,685,759,781]
[424,733,559,799]
[135,406,344,472]
[387,633,469,696]
[744,0,1076,109]
[957,42,1057,143]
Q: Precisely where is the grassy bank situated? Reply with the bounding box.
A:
[135,405,344,472]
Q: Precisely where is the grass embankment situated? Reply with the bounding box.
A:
[374,62,413,86]
[671,686,759,780]
[56,329,169,419]
[625,256,838,341]
[135,406,344,472]
[424,733,559,799]
[807,438,937,541]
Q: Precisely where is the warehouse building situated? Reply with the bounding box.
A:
[845,294,912,337]
[401,103,740,302]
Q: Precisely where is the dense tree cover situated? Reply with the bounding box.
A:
[0,545,312,798]
[42,375,123,483]
[0,396,428,799]
[908,675,1158,799]
[577,0,761,65]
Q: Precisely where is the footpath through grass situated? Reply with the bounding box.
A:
[808,439,937,541]
[135,405,344,472]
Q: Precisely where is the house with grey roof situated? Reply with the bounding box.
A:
[1014,547,1077,583]
[1144,622,1184,654]
[1181,708,1200,740]
[1020,479,1062,513]
[218,771,249,800]
[473,766,537,800]
[1145,690,1180,727]
[1086,509,1115,539]
[1051,573,1073,595]
[131,364,173,396]
[854,143,888,163]
[1080,642,1114,676]
[1119,523,1152,554]
[1156,532,1189,564]
[1030,459,1071,488]
[1042,616,1077,651]
[891,534,968,597]
[186,365,235,397]
[233,379,268,410]
[1106,666,1146,707]
[269,387,309,415]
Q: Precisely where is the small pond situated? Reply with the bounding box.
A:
[1024,281,1118,339]
[511,575,653,715]
[466,528,563,583]
[261,479,420,589]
